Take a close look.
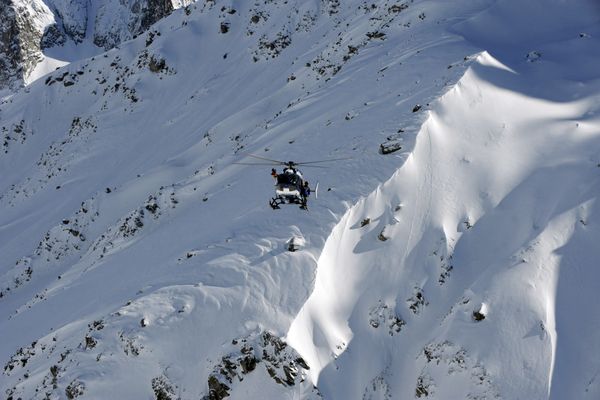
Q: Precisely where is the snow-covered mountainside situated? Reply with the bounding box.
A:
[0,0,192,91]
[1,0,599,399]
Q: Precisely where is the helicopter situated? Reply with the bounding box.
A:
[235,154,349,210]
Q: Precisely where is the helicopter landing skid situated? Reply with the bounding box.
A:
[270,197,284,209]
[270,196,307,210]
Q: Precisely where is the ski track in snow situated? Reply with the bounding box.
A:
[1,0,600,399]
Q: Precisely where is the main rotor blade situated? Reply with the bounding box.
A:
[235,162,329,169]
[295,156,352,165]
[244,153,351,166]
[297,164,330,169]
[233,162,280,166]
[247,153,287,164]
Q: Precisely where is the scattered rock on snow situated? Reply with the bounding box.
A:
[380,141,402,154]
[378,226,390,241]
[418,341,499,399]
[65,379,85,399]
[472,303,488,322]
[287,236,306,252]
[407,287,428,314]
[415,374,433,398]
[204,331,318,399]
[526,51,542,62]
[151,375,177,400]
[368,300,406,336]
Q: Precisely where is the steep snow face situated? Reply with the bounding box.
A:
[1,0,599,399]
[288,1,600,399]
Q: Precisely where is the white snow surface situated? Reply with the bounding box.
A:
[1,0,600,399]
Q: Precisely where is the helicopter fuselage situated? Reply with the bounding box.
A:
[271,169,306,208]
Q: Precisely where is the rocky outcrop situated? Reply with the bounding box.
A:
[50,0,88,43]
[0,0,193,90]
[47,0,187,51]
[93,0,177,50]
[0,0,52,90]
[204,331,321,400]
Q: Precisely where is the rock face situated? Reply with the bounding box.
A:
[204,331,320,400]
[50,0,88,44]
[0,0,191,90]
[0,0,52,90]
[92,0,177,50]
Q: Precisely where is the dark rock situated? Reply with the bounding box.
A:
[287,238,299,252]
[283,364,298,385]
[472,310,485,321]
[366,31,386,40]
[240,355,257,373]
[148,56,167,73]
[208,375,230,400]
[84,335,97,349]
[152,376,176,400]
[68,229,80,237]
[389,4,409,13]
[380,141,402,154]
[415,376,429,397]
[65,380,85,399]
[295,357,309,370]
[408,288,428,314]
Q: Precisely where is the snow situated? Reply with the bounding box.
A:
[288,2,600,397]
[1,0,600,399]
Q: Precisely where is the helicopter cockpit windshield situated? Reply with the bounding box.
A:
[277,170,300,188]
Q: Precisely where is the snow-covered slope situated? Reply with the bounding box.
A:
[289,51,600,398]
[289,2,600,399]
[1,0,599,399]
